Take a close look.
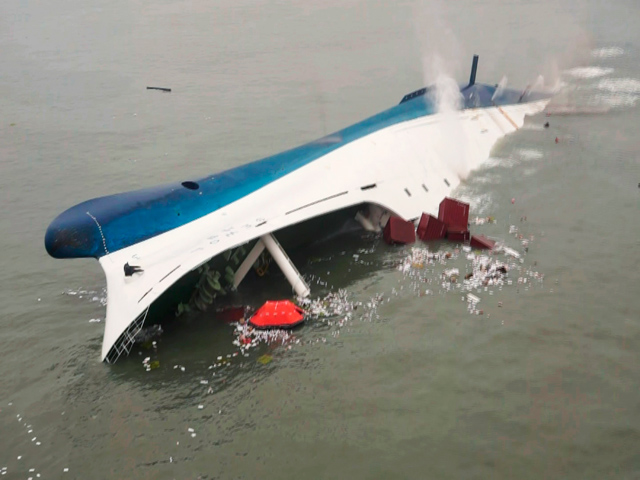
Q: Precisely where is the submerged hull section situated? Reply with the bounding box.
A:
[44,64,551,362]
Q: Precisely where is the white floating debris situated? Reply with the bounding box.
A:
[188,427,194,433]
[444,268,459,278]
[502,247,520,258]
[191,433,196,438]
[467,293,481,304]
[63,468,69,472]
[198,405,204,410]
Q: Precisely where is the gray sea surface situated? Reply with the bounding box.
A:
[1,0,639,478]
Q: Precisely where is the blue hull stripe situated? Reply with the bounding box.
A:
[45,84,550,259]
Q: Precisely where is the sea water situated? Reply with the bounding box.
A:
[1,0,639,478]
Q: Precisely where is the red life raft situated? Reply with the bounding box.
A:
[248,300,306,330]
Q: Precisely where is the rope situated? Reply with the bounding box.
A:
[497,105,519,130]
[255,252,271,277]
[86,211,109,256]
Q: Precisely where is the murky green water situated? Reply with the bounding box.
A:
[1,0,639,478]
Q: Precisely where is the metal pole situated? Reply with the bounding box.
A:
[261,234,311,297]
[232,240,266,289]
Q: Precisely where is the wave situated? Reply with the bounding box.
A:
[565,67,614,79]
[597,78,640,94]
[515,149,544,161]
[591,47,624,58]
[592,78,640,108]
[592,94,638,108]
[455,192,493,215]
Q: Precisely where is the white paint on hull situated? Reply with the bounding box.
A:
[99,99,549,361]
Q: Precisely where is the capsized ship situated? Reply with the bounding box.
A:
[45,56,552,362]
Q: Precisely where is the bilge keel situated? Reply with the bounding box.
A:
[45,56,552,362]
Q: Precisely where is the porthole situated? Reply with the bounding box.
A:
[181,181,199,190]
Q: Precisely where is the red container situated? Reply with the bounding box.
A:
[215,306,246,323]
[446,227,470,242]
[383,216,416,245]
[470,235,496,250]
[417,213,447,241]
[438,197,470,229]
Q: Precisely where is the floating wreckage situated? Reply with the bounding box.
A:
[384,196,493,248]
[44,56,552,362]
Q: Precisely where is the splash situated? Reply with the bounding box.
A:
[423,55,470,180]
[491,76,508,102]
[427,62,464,112]
[531,75,545,92]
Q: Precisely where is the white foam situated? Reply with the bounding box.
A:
[471,173,500,185]
[520,124,545,131]
[481,156,511,169]
[592,94,638,108]
[565,67,613,79]
[591,47,624,58]
[597,78,640,94]
[593,78,640,108]
[515,149,543,161]
[455,192,493,215]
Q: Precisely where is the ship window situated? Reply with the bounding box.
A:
[444,178,450,186]
[404,188,412,197]
[182,181,199,190]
